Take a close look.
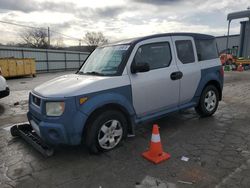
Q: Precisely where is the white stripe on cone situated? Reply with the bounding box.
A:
[151,133,160,143]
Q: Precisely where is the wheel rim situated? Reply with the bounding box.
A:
[98,119,123,150]
[204,90,217,112]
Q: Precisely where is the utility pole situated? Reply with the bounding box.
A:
[48,27,50,47]
[79,39,81,46]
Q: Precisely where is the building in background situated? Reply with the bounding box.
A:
[239,21,250,58]
[215,20,250,58]
[216,34,240,55]
[215,9,250,58]
[224,9,250,58]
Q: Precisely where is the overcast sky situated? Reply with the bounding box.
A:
[0,0,249,46]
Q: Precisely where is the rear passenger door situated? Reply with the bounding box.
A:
[172,36,201,105]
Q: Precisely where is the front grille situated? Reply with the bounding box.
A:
[30,113,41,124]
[32,95,41,107]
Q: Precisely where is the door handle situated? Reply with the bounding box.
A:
[170,71,183,80]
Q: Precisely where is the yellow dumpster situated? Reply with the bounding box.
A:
[235,59,250,65]
[8,59,17,77]
[0,58,36,78]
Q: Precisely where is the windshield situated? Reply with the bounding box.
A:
[79,45,130,76]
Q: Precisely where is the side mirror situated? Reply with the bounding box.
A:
[131,62,150,73]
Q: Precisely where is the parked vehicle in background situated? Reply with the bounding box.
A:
[220,52,250,71]
[26,33,224,153]
[220,53,235,65]
[0,67,10,99]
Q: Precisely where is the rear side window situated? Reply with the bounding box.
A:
[195,39,218,61]
[134,42,172,70]
[175,40,195,64]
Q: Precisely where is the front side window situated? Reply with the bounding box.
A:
[133,42,172,70]
[175,40,195,64]
[195,39,218,61]
[79,45,130,76]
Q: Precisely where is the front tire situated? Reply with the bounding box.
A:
[195,85,219,117]
[85,110,128,154]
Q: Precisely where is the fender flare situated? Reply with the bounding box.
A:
[78,92,135,117]
[194,69,223,99]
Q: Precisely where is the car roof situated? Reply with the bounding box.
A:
[108,32,215,46]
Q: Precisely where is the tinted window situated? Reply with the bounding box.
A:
[134,42,172,70]
[175,40,195,64]
[195,39,218,61]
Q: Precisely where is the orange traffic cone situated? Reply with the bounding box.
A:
[142,124,170,164]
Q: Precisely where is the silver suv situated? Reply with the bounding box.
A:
[28,33,224,153]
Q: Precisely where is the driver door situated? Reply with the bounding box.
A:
[128,37,180,118]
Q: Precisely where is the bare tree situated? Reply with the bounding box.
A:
[53,37,65,49]
[84,31,108,51]
[6,42,16,46]
[20,28,49,48]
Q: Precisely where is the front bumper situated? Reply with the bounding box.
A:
[0,87,10,98]
[27,111,88,146]
[27,93,88,146]
[10,123,55,157]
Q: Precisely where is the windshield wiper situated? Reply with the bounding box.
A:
[83,71,105,76]
[102,66,117,71]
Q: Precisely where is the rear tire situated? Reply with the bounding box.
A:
[85,110,128,154]
[195,85,219,117]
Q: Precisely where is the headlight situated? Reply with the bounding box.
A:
[46,102,65,116]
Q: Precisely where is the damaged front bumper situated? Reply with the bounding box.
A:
[10,123,54,157]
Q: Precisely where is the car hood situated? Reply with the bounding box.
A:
[33,74,129,98]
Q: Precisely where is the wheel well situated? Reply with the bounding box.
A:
[82,103,132,140]
[205,80,222,100]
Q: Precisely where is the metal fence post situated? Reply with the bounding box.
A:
[64,52,67,70]
[21,49,24,59]
[79,53,81,68]
[46,50,49,72]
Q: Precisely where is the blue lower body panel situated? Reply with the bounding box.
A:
[27,111,88,146]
